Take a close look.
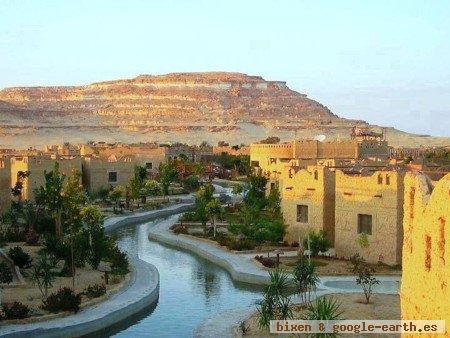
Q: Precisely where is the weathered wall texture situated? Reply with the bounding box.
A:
[0,157,11,213]
[334,170,404,265]
[10,156,82,201]
[279,166,335,244]
[82,157,136,193]
[401,173,450,338]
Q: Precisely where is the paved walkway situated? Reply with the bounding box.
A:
[0,203,194,338]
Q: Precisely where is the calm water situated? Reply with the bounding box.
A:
[96,216,263,338]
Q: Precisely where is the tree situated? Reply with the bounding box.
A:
[266,186,281,216]
[257,269,292,329]
[302,230,331,256]
[183,175,200,192]
[109,186,125,213]
[31,251,57,300]
[350,254,380,304]
[205,198,224,238]
[244,175,268,210]
[11,170,30,204]
[129,165,148,204]
[143,180,162,197]
[81,205,106,269]
[158,161,179,198]
[37,162,66,239]
[195,183,215,226]
[293,257,319,304]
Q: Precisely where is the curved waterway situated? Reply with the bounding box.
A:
[97,215,263,337]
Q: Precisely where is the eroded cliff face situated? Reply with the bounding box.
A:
[0,72,335,124]
[0,72,448,148]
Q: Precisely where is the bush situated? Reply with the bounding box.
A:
[83,284,106,299]
[255,255,276,268]
[173,226,188,235]
[43,287,81,313]
[302,296,344,320]
[182,211,202,222]
[25,229,40,246]
[216,234,255,251]
[302,230,331,256]
[8,246,32,269]
[105,243,129,276]
[2,302,30,320]
[0,261,13,284]
[0,228,26,243]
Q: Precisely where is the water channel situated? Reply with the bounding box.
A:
[96,216,263,337]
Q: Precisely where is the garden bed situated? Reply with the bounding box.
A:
[1,242,127,321]
[242,293,400,337]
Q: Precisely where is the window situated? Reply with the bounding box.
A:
[108,171,118,183]
[358,214,372,235]
[251,160,260,167]
[145,162,153,170]
[314,170,318,180]
[386,175,390,185]
[270,182,276,191]
[377,175,383,184]
[297,205,309,223]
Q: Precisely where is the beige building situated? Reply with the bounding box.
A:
[82,155,137,193]
[334,170,404,265]
[10,156,82,201]
[401,173,450,338]
[250,138,389,174]
[0,157,11,213]
[279,165,335,245]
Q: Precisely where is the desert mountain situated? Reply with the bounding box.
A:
[0,72,448,148]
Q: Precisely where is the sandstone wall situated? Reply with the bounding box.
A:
[82,157,136,193]
[11,156,82,201]
[334,170,404,265]
[0,157,11,213]
[401,173,450,338]
[280,166,335,245]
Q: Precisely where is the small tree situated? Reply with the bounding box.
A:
[350,254,379,304]
[195,184,215,227]
[129,165,148,204]
[293,257,318,304]
[205,198,224,238]
[257,269,292,329]
[302,230,331,256]
[31,251,57,300]
[81,205,106,269]
[37,163,66,239]
[158,161,179,199]
[109,186,125,213]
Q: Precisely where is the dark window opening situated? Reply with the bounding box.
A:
[358,214,372,235]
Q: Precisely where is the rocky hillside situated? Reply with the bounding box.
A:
[0,72,448,148]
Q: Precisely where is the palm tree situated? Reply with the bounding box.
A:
[205,198,224,238]
[257,268,293,329]
[293,257,319,304]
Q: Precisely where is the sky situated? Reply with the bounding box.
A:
[0,0,449,136]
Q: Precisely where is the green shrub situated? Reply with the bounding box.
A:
[0,261,13,284]
[8,246,32,269]
[0,228,26,242]
[181,212,201,222]
[43,287,81,313]
[83,284,106,299]
[302,230,331,256]
[105,243,129,276]
[2,302,30,319]
[173,226,188,235]
[303,296,343,320]
[25,229,40,246]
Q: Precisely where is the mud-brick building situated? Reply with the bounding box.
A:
[0,157,11,213]
[82,155,137,193]
[10,155,82,201]
[334,170,405,265]
[401,173,450,338]
[279,165,336,245]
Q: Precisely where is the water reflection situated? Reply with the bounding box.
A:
[99,217,262,338]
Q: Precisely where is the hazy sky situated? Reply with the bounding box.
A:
[1,0,449,136]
